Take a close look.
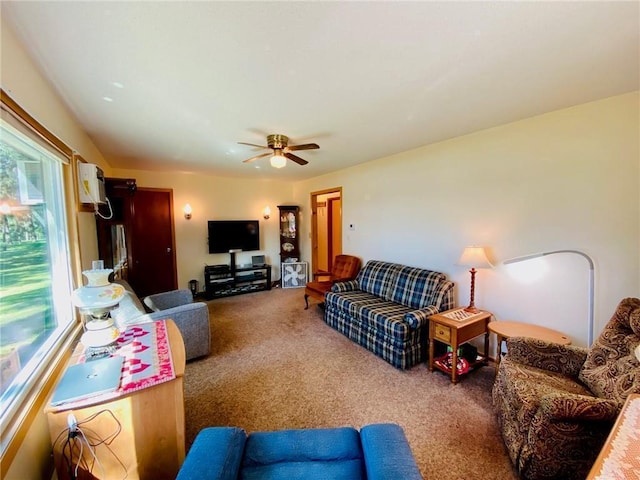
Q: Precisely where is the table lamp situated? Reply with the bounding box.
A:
[458,246,492,313]
[71,260,125,353]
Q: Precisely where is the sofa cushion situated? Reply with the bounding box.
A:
[355,260,400,302]
[325,291,415,338]
[241,427,364,480]
[578,297,640,405]
[325,290,390,317]
[390,265,448,309]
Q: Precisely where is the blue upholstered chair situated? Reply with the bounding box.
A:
[176,423,422,480]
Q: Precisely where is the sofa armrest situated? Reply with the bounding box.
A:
[432,280,455,312]
[540,392,620,422]
[176,427,246,480]
[146,302,210,360]
[404,306,439,329]
[331,280,359,293]
[360,424,422,480]
[506,337,588,377]
[144,289,193,311]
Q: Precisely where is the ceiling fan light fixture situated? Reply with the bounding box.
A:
[270,151,286,169]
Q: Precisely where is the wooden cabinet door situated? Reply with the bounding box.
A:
[129,188,177,298]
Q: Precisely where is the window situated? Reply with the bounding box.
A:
[0,103,74,438]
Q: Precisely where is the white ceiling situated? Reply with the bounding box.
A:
[2,1,639,181]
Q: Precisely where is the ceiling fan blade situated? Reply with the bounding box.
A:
[238,142,269,149]
[243,152,272,163]
[286,143,319,151]
[284,152,308,166]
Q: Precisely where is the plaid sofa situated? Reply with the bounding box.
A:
[324,260,454,369]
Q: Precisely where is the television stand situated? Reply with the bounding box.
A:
[204,252,272,300]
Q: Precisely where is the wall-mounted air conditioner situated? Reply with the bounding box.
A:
[77,163,106,204]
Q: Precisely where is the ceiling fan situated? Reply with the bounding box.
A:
[238,134,319,168]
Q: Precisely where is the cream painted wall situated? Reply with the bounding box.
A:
[110,168,294,290]
[293,92,640,349]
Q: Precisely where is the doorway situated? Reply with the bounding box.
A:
[310,187,342,275]
[97,181,177,298]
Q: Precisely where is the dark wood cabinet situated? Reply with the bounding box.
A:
[278,205,300,263]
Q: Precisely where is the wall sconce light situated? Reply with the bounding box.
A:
[183,203,192,220]
[457,246,493,313]
[263,206,271,220]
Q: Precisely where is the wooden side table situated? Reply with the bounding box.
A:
[488,321,571,373]
[428,308,491,384]
[45,320,186,480]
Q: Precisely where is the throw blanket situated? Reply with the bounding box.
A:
[115,320,175,394]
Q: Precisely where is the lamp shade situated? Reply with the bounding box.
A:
[458,246,492,268]
[71,268,125,311]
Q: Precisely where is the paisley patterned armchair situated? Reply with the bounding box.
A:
[492,297,640,480]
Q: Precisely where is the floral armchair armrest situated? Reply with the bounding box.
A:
[506,337,588,378]
[540,392,620,422]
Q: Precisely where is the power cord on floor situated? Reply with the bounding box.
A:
[53,410,127,479]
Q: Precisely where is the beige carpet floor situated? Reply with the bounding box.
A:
[183,287,518,479]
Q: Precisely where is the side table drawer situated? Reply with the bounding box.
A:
[434,323,451,343]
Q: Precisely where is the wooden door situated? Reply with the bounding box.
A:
[129,188,177,298]
[310,187,342,275]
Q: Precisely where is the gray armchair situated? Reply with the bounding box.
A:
[143,289,211,361]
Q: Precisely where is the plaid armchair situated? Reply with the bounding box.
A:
[492,297,640,480]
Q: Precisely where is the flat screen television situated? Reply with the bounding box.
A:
[208,220,260,254]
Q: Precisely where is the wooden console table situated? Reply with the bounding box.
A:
[45,320,186,480]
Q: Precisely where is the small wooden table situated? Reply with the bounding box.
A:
[488,321,571,373]
[428,308,491,384]
[45,320,186,480]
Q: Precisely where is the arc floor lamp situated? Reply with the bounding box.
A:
[503,249,595,346]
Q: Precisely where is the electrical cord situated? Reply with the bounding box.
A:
[94,196,113,220]
[54,409,127,479]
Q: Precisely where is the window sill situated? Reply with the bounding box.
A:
[0,322,82,473]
